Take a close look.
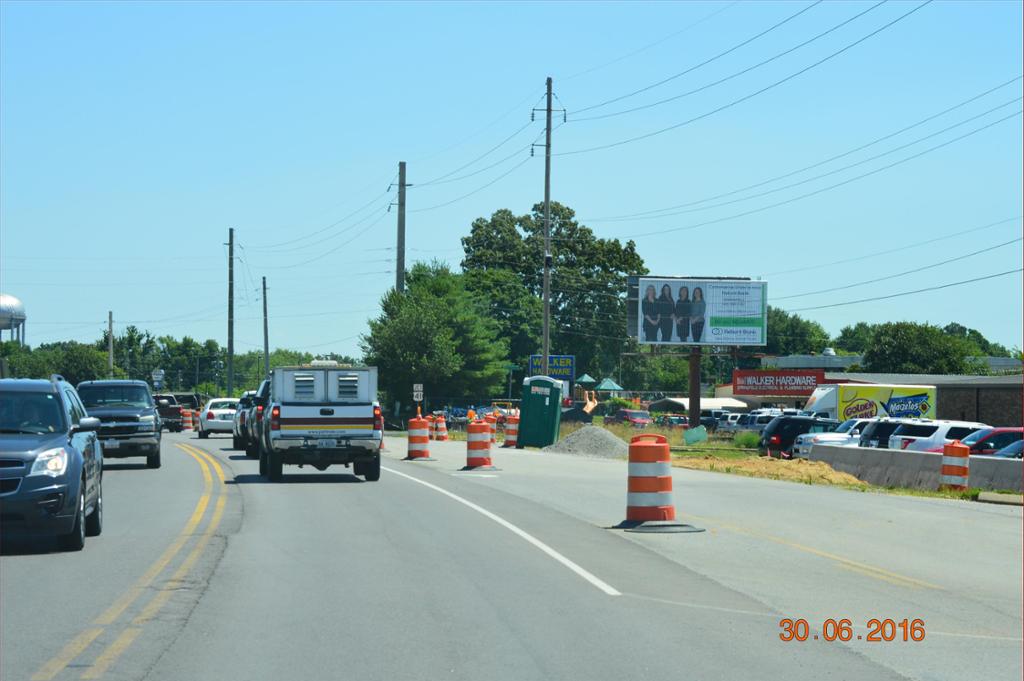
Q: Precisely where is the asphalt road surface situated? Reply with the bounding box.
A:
[2,431,1021,681]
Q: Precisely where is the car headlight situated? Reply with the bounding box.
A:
[29,447,68,477]
[138,415,157,430]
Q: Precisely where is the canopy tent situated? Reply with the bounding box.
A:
[646,397,748,413]
[595,377,624,392]
[576,373,597,386]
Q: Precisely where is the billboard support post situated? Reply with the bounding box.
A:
[688,347,701,428]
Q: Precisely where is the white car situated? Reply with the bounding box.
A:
[197,398,240,439]
[888,420,988,452]
[792,418,876,458]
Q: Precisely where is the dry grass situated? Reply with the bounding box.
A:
[672,455,866,486]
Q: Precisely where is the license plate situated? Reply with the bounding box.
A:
[104,440,120,449]
[317,439,337,449]
[220,414,232,420]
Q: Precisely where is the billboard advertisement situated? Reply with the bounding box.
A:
[733,369,824,396]
[635,277,767,346]
[804,384,937,421]
[529,354,575,381]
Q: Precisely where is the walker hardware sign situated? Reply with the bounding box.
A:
[732,369,825,397]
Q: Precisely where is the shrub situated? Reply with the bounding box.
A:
[733,431,760,449]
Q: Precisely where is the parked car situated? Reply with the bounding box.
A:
[759,416,839,459]
[720,413,743,432]
[889,420,988,452]
[77,379,162,468]
[245,379,271,458]
[936,427,1024,455]
[233,391,256,450]
[0,376,103,550]
[658,414,689,428]
[197,398,240,439]
[993,439,1024,459]
[153,393,184,432]
[792,418,876,458]
[740,411,781,435]
[857,418,919,448]
[606,409,653,427]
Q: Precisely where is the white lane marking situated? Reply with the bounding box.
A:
[383,465,621,596]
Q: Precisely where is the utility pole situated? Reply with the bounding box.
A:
[227,227,235,395]
[262,276,270,378]
[396,161,407,293]
[107,311,114,378]
[541,76,553,374]
[688,347,702,428]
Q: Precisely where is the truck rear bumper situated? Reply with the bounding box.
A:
[271,437,380,465]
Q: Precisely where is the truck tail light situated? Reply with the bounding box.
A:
[373,406,383,431]
[206,411,215,421]
[900,439,912,450]
[256,404,264,423]
[270,406,280,431]
[769,435,781,445]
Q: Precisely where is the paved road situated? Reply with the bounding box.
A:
[2,431,1020,681]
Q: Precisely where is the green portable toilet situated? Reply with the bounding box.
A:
[518,375,562,448]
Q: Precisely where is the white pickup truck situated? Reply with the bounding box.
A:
[257,361,383,482]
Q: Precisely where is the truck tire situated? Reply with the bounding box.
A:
[259,448,267,477]
[147,447,162,469]
[198,428,209,439]
[267,449,283,482]
[362,456,381,482]
[245,439,258,459]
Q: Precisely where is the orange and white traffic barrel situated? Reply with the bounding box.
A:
[940,440,969,491]
[405,416,433,461]
[464,420,495,470]
[181,409,193,431]
[485,414,497,445]
[627,434,675,521]
[435,415,449,441]
[426,415,436,440]
[503,416,519,448]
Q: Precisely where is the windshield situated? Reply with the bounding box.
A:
[625,411,650,419]
[0,390,65,434]
[207,400,238,411]
[892,424,938,438]
[835,419,858,433]
[78,384,152,408]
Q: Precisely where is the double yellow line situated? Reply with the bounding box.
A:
[32,443,228,681]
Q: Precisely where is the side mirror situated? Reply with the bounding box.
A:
[74,417,101,433]
[158,399,169,407]
[851,429,860,437]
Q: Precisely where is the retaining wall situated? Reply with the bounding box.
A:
[809,445,1023,493]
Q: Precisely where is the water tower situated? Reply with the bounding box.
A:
[0,294,27,346]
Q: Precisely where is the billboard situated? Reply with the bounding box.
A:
[633,277,767,346]
[733,369,824,396]
[529,354,575,381]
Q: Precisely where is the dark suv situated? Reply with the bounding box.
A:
[759,416,839,459]
[0,376,104,550]
[77,380,162,468]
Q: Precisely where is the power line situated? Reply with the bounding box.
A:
[765,216,1022,277]
[595,97,1023,223]
[571,0,823,115]
[586,75,1023,222]
[573,1,885,122]
[787,269,1023,312]
[415,119,539,187]
[557,1,932,156]
[775,236,1023,301]
[409,156,534,213]
[262,209,391,269]
[560,1,740,82]
[559,108,1020,241]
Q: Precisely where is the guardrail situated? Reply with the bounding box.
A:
[808,445,1022,492]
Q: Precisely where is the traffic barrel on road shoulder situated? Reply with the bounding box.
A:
[464,420,495,470]
[484,415,497,445]
[181,409,193,431]
[503,416,519,448]
[435,415,449,441]
[940,440,969,491]
[405,417,433,461]
[426,415,436,440]
[626,434,675,521]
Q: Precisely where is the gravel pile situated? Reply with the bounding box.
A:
[543,425,629,459]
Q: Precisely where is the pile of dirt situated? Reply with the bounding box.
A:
[543,425,629,459]
[672,455,866,487]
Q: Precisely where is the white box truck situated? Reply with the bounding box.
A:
[803,383,936,422]
[258,361,383,482]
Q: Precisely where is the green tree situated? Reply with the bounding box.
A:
[864,322,973,374]
[361,262,507,410]
[942,322,1011,357]
[833,322,877,354]
[765,307,830,356]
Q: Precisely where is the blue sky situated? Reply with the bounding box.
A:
[2,0,1021,359]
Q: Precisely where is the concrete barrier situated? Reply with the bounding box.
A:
[809,445,1023,492]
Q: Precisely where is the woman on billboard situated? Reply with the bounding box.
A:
[657,284,674,342]
[674,286,691,343]
[641,285,659,341]
[690,286,706,342]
